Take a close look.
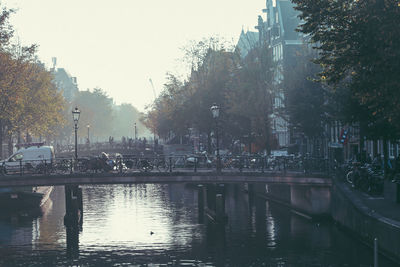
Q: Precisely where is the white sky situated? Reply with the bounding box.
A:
[3,0,265,112]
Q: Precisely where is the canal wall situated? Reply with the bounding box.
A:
[254,179,400,263]
[253,183,331,218]
[331,180,400,263]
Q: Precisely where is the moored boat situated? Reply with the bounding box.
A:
[0,186,53,211]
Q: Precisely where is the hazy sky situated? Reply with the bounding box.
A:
[3,0,265,111]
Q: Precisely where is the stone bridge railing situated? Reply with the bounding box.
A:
[0,171,331,188]
[1,154,331,178]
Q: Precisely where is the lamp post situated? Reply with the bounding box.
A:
[87,124,90,145]
[210,103,221,172]
[134,122,137,140]
[72,107,80,159]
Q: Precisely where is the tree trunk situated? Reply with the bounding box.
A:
[359,124,365,163]
[248,132,252,155]
[373,139,378,157]
[207,132,211,154]
[313,138,317,157]
[0,119,3,159]
[17,130,21,145]
[265,118,271,155]
[8,133,13,156]
[383,138,389,179]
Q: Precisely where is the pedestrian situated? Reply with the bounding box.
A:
[372,154,383,171]
[122,136,126,149]
[366,153,372,164]
[395,155,400,172]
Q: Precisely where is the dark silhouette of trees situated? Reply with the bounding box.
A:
[284,47,326,139]
[143,37,277,153]
[293,0,400,172]
[293,0,400,140]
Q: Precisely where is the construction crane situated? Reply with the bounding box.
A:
[149,78,157,100]
[148,78,158,150]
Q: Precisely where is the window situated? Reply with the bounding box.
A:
[9,153,23,162]
[273,45,282,62]
[389,142,395,158]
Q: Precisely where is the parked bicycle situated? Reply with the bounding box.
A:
[346,162,384,195]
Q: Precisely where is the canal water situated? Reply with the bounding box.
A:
[0,184,397,266]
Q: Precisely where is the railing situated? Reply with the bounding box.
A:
[0,154,331,177]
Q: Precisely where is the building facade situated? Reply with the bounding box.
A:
[50,57,79,102]
[237,0,302,149]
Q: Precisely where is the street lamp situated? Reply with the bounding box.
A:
[134,122,137,140]
[72,107,80,159]
[210,103,221,172]
[87,124,90,145]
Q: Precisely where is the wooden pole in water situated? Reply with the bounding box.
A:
[216,194,224,223]
[374,237,378,267]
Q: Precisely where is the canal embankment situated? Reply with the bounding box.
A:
[253,181,331,219]
[331,178,400,264]
[253,178,400,264]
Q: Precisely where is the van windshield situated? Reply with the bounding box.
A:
[9,153,23,162]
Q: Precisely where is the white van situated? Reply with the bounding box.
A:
[0,144,55,174]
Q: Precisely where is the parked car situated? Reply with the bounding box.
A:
[0,144,55,174]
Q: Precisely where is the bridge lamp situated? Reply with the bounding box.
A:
[210,104,220,119]
[134,122,137,140]
[72,107,81,159]
[210,103,221,172]
[87,124,90,145]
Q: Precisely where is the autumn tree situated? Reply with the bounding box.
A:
[284,46,326,139]
[142,73,184,140]
[0,44,67,146]
[182,38,237,142]
[0,7,67,157]
[144,36,278,154]
[143,38,238,152]
[0,6,18,157]
[112,103,148,139]
[72,88,114,140]
[226,44,275,153]
[19,61,65,140]
[187,49,237,149]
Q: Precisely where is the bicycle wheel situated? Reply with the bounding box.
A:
[346,171,354,184]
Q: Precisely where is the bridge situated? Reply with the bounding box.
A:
[1,154,333,236]
[0,153,331,187]
[0,167,333,257]
[0,171,331,187]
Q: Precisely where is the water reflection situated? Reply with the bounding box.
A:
[0,183,397,266]
[81,184,200,251]
[66,225,79,259]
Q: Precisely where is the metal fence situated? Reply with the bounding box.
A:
[0,154,331,176]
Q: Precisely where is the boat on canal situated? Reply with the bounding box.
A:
[0,143,55,212]
[0,186,53,212]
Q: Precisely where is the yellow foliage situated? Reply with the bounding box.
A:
[0,49,66,138]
